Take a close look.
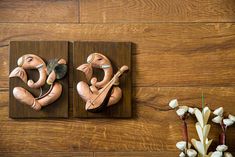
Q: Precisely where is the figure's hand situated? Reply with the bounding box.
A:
[47,70,56,85]
[90,77,97,86]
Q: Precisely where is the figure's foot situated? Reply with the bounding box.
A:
[31,99,42,111]
[108,87,122,106]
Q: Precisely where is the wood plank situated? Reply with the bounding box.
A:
[73,41,132,118]
[9,41,69,118]
[0,87,235,152]
[0,152,93,157]
[0,45,9,88]
[94,152,177,157]
[0,0,79,23]
[80,0,235,23]
[1,23,235,87]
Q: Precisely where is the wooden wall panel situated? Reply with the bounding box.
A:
[9,41,69,118]
[0,0,79,23]
[80,0,235,23]
[73,41,132,118]
[1,23,235,88]
[1,0,235,156]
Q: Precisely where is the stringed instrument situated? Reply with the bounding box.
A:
[86,65,129,112]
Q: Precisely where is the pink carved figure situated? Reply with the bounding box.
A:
[9,54,67,111]
[77,53,129,112]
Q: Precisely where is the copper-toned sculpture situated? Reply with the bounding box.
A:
[9,54,67,111]
[77,53,129,112]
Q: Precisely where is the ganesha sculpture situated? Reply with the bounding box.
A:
[9,54,67,111]
[77,53,129,113]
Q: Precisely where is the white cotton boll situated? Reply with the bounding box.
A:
[169,99,178,109]
[216,145,228,152]
[188,107,195,114]
[212,116,223,124]
[211,151,223,157]
[187,149,197,157]
[228,114,235,122]
[224,152,233,157]
[176,108,187,117]
[179,106,189,112]
[179,152,186,157]
[213,107,224,116]
[176,141,186,150]
[223,119,234,127]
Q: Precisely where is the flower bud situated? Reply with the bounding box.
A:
[216,145,228,152]
[211,151,222,157]
[176,108,187,117]
[169,99,178,109]
[179,152,185,157]
[176,141,186,150]
[188,107,195,114]
[223,119,234,127]
[187,149,197,157]
[212,116,223,124]
[228,114,235,122]
[213,107,224,116]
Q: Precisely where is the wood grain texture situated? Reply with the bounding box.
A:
[0,152,93,157]
[9,41,69,118]
[0,0,79,23]
[0,87,234,152]
[80,0,235,23]
[1,23,235,87]
[73,42,132,118]
[1,0,235,155]
[94,152,178,157]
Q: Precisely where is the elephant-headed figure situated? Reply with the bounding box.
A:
[9,54,67,111]
[76,53,128,112]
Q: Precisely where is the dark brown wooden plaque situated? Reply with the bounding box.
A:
[9,41,69,118]
[73,41,132,118]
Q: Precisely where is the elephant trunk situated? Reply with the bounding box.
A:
[27,64,47,89]
[95,67,113,88]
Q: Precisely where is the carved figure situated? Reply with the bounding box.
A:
[9,54,67,111]
[77,53,128,112]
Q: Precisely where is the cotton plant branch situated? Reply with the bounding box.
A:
[169,98,235,157]
[211,107,235,157]
[191,106,212,157]
[169,99,197,157]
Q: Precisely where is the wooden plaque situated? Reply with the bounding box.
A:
[73,41,132,118]
[9,41,69,118]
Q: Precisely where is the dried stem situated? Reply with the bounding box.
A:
[183,120,189,148]
[219,122,226,145]
[182,114,189,156]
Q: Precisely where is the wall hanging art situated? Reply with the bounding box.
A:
[73,41,132,118]
[9,41,69,118]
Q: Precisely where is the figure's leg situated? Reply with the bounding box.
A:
[13,87,41,110]
[77,81,92,102]
[107,87,122,106]
[37,82,62,107]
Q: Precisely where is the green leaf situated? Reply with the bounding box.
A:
[54,64,67,79]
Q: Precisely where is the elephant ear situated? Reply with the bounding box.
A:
[47,59,67,80]
[9,67,27,83]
